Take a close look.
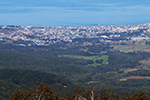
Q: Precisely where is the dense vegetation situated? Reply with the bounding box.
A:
[0,38,150,99]
[0,69,74,100]
[11,82,150,100]
[102,51,150,72]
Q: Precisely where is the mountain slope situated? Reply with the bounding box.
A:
[0,69,74,100]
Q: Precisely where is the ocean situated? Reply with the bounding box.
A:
[0,0,150,26]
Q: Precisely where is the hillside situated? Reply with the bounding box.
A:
[0,69,74,100]
[0,36,150,96]
[0,51,91,81]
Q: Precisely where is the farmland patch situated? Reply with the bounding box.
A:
[59,55,108,66]
[111,44,150,53]
[139,58,150,66]
[119,76,150,81]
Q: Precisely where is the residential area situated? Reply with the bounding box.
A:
[0,23,150,46]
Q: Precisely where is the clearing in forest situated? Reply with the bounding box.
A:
[59,55,108,66]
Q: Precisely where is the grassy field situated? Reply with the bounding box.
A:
[110,44,150,53]
[59,55,108,66]
[120,68,139,73]
[119,76,150,81]
[59,55,97,59]
[139,58,150,66]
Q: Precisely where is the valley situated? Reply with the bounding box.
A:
[1,24,150,99]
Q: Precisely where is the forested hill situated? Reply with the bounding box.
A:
[0,69,74,100]
[1,37,150,98]
[0,52,90,80]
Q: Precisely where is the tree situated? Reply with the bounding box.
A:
[11,83,150,100]
[11,83,59,100]
[95,59,103,64]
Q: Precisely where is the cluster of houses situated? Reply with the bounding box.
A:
[0,23,150,46]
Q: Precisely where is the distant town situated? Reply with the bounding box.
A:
[0,23,150,46]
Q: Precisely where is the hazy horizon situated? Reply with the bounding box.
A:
[0,0,150,26]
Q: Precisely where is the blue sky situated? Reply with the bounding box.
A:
[0,0,150,26]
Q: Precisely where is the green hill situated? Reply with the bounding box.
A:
[0,52,90,81]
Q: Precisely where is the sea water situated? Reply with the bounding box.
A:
[0,0,150,26]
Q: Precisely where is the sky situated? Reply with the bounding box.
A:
[0,0,150,26]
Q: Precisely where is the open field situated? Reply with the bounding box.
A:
[119,76,150,81]
[120,68,139,73]
[59,55,97,60]
[139,58,150,66]
[59,55,108,66]
[110,44,150,53]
